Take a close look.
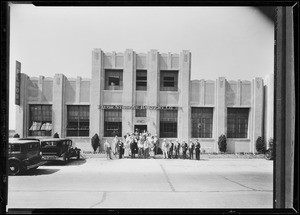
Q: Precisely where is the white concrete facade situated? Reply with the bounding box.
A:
[15,49,274,153]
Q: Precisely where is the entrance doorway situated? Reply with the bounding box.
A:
[134,125,147,133]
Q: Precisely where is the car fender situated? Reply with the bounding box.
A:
[8,158,25,169]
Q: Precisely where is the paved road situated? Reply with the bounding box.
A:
[7,157,273,209]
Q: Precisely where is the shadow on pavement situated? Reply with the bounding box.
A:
[43,158,87,166]
[18,168,60,176]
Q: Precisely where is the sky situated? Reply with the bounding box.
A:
[8,4,274,130]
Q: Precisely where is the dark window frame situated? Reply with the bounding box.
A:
[160,70,178,91]
[227,108,249,138]
[105,69,123,90]
[29,105,52,137]
[136,70,147,91]
[104,109,122,137]
[191,107,213,138]
[159,110,178,138]
[66,105,90,137]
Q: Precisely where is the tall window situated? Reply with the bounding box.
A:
[135,107,146,117]
[29,105,52,136]
[67,106,89,137]
[191,107,213,138]
[160,70,178,91]
[160,110,177,138]
[104,109,122,137]
[105,69,123,90]
[136,70,147,91]
[227,108,249,138]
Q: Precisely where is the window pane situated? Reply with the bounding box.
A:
[105,70,123,90]
[67,105,90,137]
[29,105,52,137]
[191,107,213,138]
[160,71,178,91]
[227,108,249,138]
[135,108,146,117]
[160,110,178,137]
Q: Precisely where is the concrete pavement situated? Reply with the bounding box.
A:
[7,158,273,209]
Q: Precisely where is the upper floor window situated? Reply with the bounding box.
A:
[105,69,123,90]
[66,105,89,137]
[160,70,178,91]
[136,70,147,91]
[191,107,213,138]
[29,105,52,136]
[227,108,249,138]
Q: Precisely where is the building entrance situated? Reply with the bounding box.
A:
[134,125,147,133]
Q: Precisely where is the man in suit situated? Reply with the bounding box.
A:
[174,139,180,159]
[195,139,201,160]
[168,141,174,159]
[181,140,188,159]
[188,139,195,160]
[117,138,124,159]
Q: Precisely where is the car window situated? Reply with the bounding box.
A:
[9,144,21,153]
[41,141,58,147]
[27,142,39,150]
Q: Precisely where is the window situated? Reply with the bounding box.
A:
[227,108,249,138]
[135,107,146,117]
[104,109,122,137]
[29,105,52,136]
[105,69,123,90]
[8,144,21,153]
[191,107,213,138]
[67,106,90,137]
[160,110,177,138]
[160,70,178,91]
[136,70,147,91]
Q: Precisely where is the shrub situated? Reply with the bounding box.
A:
[218,134,227,153]
[13,133,20,138]
[255,136,266,153]
[53,132,59,138]
[91,133,100,153]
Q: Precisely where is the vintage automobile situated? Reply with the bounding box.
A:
[8,138,46,175]
[40,138,81,163]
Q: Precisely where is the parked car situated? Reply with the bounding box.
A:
[40,138,81,163]
[8,138,46,175]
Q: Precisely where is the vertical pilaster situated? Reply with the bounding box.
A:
[252,77,264,153]
[76,76,81,103]
[178,50,191,143]
[147,50,159,136]
[237,79,241,106]
[52,74,66,137]
[38,76,44,103]
[216,77,226,145]
[90,49,104,138]
[200,79,205,106]
[122,49,134,136]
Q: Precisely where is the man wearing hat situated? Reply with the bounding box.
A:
[195,139,201,160]
[188,139,195,160]
[181,140,188,159]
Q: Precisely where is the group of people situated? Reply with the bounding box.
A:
[103,129,201,161]
[161,138,201,160]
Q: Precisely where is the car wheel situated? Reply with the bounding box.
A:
[265,150,272,160]
[9,160,22,175]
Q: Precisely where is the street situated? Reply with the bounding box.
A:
[7,157,273,209]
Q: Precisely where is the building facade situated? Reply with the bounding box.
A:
[15,49,274,153]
